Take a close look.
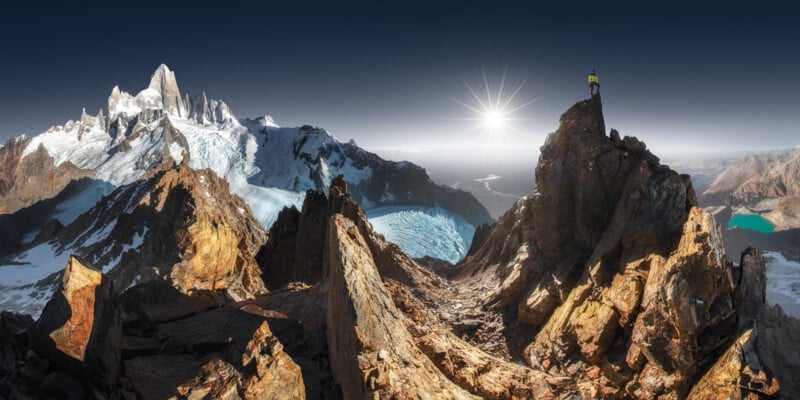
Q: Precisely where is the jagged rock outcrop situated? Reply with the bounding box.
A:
[325,213,477,399]
[257,190,329,289]
[26,162,269,306]
[3,92,795,399]
[148,63,185,118]
[456,94,781,398]
[3,258,314,399]
[30,256,121,388]
[0,137,90,214]
[173,321,305,399]
[687,329,779,399]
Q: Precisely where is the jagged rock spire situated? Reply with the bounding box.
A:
[148,64,185,117]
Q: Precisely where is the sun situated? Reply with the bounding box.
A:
[483,109,505,130]
[453,68,533,141]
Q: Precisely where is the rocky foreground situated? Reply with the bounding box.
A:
[1,94,798,399]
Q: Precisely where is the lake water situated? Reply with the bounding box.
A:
[727,213,775,233]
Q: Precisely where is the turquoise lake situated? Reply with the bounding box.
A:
[727,214,775,233]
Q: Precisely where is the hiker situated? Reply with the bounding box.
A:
[588,70,600,95]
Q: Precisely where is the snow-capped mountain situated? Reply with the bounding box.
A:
[4,65,489,230]
[0,64,491,315]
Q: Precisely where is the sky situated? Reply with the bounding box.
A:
[1,1,799,164]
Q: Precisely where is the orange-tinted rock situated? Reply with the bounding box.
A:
[688,329,779,399]
[241,321,305,399]
[32,256,121,387]
[326,214,476,399]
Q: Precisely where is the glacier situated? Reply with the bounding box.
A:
[368,206,475,264]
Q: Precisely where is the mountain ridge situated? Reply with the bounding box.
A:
[0,79,796,398]
[0,64,490,265]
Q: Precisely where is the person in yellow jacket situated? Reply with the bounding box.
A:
[588,69,600,95]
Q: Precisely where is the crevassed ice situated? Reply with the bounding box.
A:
[367,206,475,264]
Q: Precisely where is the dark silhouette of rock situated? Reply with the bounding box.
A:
[257,190,329,289]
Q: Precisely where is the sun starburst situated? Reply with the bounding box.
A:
[453,68,535,143]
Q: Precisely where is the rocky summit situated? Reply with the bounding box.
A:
[0,94,797,399]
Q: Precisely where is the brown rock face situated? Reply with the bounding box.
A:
[257,190,329,289]
[454,94,780,398]
[0,137,90,214]
[138,164,266,300]
[325,214,476,399]
[120,283,314,399]
[174,322,305,400]
[31,256,121,387]
[241,321,306,399]
[687,329,779,399]
[50,162,267,302]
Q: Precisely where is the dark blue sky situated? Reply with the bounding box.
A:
[1,1,798,158]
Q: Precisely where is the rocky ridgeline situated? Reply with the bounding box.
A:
[0,135,90,214]
[1,94,797,399]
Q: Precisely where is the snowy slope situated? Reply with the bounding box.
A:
[765,251,800,318]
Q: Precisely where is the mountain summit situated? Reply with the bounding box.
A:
[147,63,185,117]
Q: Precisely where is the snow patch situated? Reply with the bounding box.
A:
[168,142,185,163]
[765,251,800,318]
[232,183,305,229]
[0,242,73,317]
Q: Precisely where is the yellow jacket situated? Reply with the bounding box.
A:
[588,74,599,84]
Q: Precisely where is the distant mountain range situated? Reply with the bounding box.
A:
[701,148,800,230]
[0,64,491,315]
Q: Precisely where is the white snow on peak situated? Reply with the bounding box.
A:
[148,64,174,90]
[22,114,111,169]
[246,125,372,192]
[108,86,141,119]
[168,142,186,163]
[135,87,164,110]
[259,115,279,128]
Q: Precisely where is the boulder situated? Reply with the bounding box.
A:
[31,256,121,388]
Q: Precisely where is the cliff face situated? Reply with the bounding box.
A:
[454,94,782,398]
